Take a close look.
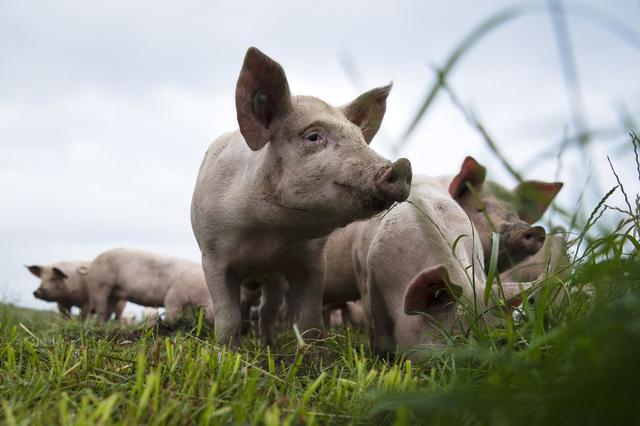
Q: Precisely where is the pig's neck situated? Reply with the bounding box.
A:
[64,276,89,306]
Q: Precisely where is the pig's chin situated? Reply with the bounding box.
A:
[34,292,54,302]
[332,181,393,217]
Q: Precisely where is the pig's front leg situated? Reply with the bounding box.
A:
[203,252,242,347]
[58,303,72,319]
[79,301,93,320]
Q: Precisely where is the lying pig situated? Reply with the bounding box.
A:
[191,47,411,346]
[27,261,125,320]
[88,248,213,323]
[443,156,563,272]
[357,177,530,354]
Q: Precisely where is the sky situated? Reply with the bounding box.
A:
[1,0,639,313]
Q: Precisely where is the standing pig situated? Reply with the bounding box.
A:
[191,47,411,346]
[27,261,126,320]
[443,156,563,272]
[88,248,213,323]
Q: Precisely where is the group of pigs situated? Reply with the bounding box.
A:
[27,48,568,356]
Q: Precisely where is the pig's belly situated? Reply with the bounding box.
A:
[113,276,170,307]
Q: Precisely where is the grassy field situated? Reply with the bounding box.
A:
[2,194,639,425]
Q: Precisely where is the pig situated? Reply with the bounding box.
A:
[120,310,137,325]
[501,231,573,307]
[321,157,562,320]
[354,177,531,355]
[324,301,367,328]
[190,47,411,346]
[27,261,126,320]
[141,307,161,326]
[87,248,214,324]
[443,156,563,272]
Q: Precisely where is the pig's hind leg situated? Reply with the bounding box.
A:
[258,278,287,347]
[284,265,325,341]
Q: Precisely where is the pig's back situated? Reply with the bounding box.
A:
[90,248,199,307]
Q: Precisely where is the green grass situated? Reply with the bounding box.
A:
[1,213,639,425]
[0,303,420,425]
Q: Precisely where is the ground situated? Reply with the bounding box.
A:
[1,251,639,425]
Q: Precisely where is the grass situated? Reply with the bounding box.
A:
[0,305,418,425]
[1,164,639,425]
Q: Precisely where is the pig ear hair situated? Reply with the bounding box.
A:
[52,267,68,280]
[515,181,563,224]
[449,156,487,199]
[236,47,292,151]
[340,83,392,144]
[403,265,462,315]
[25,264,42,278]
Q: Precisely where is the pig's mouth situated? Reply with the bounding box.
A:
[333,181,393,213]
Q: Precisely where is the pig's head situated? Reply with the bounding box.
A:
[236,47,412,227]
[401,265,526,350]
[26,264,86,302]
[449,157,563,271]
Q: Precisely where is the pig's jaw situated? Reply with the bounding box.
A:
[332,181,394,215]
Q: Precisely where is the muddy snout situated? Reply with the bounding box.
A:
[374,158,412,203]
[519,225,546,253]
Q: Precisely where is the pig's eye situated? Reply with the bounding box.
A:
[306,132,321,142]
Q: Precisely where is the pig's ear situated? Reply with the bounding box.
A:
[515,181,563,223]
[449,156,487,199]
[26,265,42,278]
[341,83,392,144]
[236,47,293,151]
[403,265,462,315]
[52,267,68,280]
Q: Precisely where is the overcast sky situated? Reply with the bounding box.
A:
[2,0,639,312]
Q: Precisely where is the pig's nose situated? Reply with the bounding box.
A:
[375,158,412,203]
[33,290,39,297]
[523,226,546,246]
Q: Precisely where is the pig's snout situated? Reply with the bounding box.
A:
[375,158,412,203]
[520,226,546,252]
[33,289,41,298]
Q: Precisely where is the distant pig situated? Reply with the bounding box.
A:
[443,156,562,272]
[191,47,412,346]
[88,248,213,323]
[501,232,570,283]
[27,261,126,320]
